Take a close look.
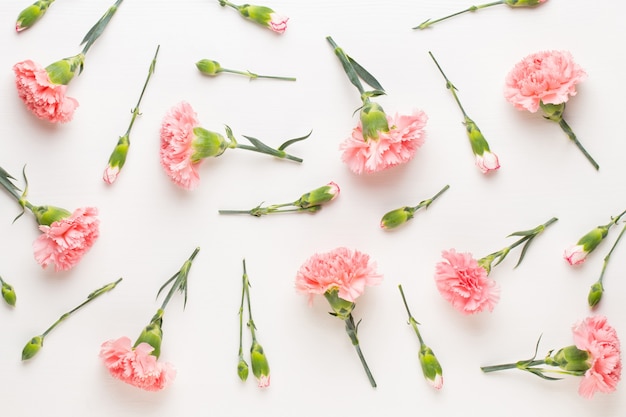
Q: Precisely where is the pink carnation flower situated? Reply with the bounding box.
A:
[100,336,176,392]
[434,249,500,314]
[504,50,587,113]
[32,206,100,272]
[268,13,288,33]
[475,150,500,174]
[573,315,622,399]
[340,110,427,174]
[295,247,383,303]
[564,244,587,265]
[159,102,202,190]
[13,60,78,123]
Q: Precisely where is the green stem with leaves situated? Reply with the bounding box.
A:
[80,0,124,55]
[414,1,505,30]
[156,247,200,311]
[344,313,377,388]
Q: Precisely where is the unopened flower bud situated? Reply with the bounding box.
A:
[295,182,340,208]
[504,0,547,7]
[1,279,16,307]
[380,207,414,229]
[235,4,288,34]
[16,2,51,32]
[134,315,164,358]
[196,59,222,76]
[45,54,84,86]
[466,119,500,174]
[565,226,609,265]
[103,135,129,184]
[360,101,389,140]
[237,357,249,381]
[22,335,44,360]
[30,205,72,226]
[587,281,604,308]
[190,128,229,161]
[419,345,443,389]
[250,341,270,388]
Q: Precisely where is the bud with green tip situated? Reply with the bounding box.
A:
[419,344,444,389]
[565,225,612,266]
[237,357,249,381]
[466,119,500,174]
[22,335,44,360]
[0,277,16,307]
[294,182,340,209]
[380,185,450,230]
[360,101,389,140]
[196,59,222,76]
[218,1,288,34]
[250,340,270,388]
[15,0,55,32]
[587,281,604,308]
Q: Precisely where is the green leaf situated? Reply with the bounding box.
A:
[515,236,535,268]
[79,0,123,55]
[348,56,384,92]
[0,166,22,201]
[526,368,562,381]
[277,130,312,151]
[242,135,281,157]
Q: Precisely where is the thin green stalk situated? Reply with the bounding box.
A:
[481,359,545,373]
[398,285,424,346]
[123,45,160,137]
[598,223,626,286]
[558,118,599,170]
[412,184,450,212]
[233,144,303,163]
[344,314,377,387]
[428,52,469,118]
[218,68,296,81]
[414,1,505,29]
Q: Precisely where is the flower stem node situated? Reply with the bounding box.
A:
[22,336,44,361]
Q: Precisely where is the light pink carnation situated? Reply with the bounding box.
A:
[295,247,383,303]
[504,50,587,113]
[13,60,78,123]
[160,101,202,190]
[102,165,120,185]
[475,151,500,174]
[573,315,621,399]
[340,110,427,174]
[434,249,500,314]
[564,244,587,265]
[100,336,176,392]
[32,206,99,272]
[268,13,288,33]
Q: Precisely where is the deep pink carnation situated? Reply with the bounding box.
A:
[340,110,427,174]
[572,315,621,399]
[160,101,202,190]
[100,336,176,392]
[295,247,383,303]
[434,249,500,314]
[504,50,587,113]
[13,60,78,123]
[32,206,99,272]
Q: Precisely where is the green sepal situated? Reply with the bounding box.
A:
[30,205,72,226]
[419,345,443,384]
[16,1,54,31]
[380,207,415,230]
[237,357,249,381]
[587,281,604,308]
[250,340,270,380]
[196,59,222,76]
[22,335,44,360]
[465,118,490,156]
[1,279,17,307]
[107,135,129,169]
[324,288,354,320]
[190,127,229,161]
[134,313,164,358]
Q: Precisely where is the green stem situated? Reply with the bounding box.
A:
[414,1,505,29]
[398,285,424,346]
[234,144,303,163]
[239,260,247,356]
[344,313,377,388]
[218,0,239,10]
[481,359,545,373]
[41,278,122,337]
[326,36,366,96]
[428,52,469,118]
[218,68,296,81]
[558,118,599,170]
[412,184,450,212]
[123,45,159,137]
[243,260,258,343]
[158,247,199,311]
[597,223,626,285]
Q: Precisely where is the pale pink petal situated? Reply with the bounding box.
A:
[475,151,500,173]
[268,13,288,33]
[564,245,587,265]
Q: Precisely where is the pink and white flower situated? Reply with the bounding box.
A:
[32,206,100,272]
[13,60,78,123]
[573,315,621,399]
[564,244,587,266]
[100,336,176,392]
[475,150,500,174]
[340,110,427,174]
[268,13,288,33]
[434,249,500,314]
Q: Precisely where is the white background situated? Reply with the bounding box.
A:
[1,0,625,416]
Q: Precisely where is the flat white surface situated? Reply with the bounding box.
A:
[1,0,625,415]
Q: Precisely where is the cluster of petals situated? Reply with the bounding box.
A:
[100,336,176,392]
[563,244,587,265]
[340,110,427,174]
[32,206,100,272]
[504,50,587,113]
[159,101,202,190]
[13,60,78,123]
[268,13,288,33]
[572,315,622,399]
[475,151,500,174]
[434,249,500,315]
[295,247,383,303]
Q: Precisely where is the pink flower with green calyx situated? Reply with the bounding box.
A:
[429,52,500,174]
[13,0,124,123]
[104,46,159,185]
[380,185,449,230]
[414,0,547,30]
[16,0,56,32]
[564,209,626,266]
[217,1,288,33]
[219,182,340,217]
[196,59,295,81]
[238,260,271,388]
[21,278,121,361]
[100,248,199,391]
[482,315,621,399]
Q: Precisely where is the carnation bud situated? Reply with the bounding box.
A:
[360,101,389,140]
[103,135,129,184]
[237,357,249,381]
[190,128,229,161]
[1,279,16,307]
[549,345,590,374]
[22,335,44,360]
[504,0,546,6]
[419,345,443,389]
[380,207,414,229]
[196,59,222,76]
[134,314,164,358]
[565,226,610,265]
[587,281,604,308]
[30,205,72,227]
[235,4,288,33]
[45,54,84,85]
[15,3,48,32]
[250,341,270,388]
[295,182,340,208]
